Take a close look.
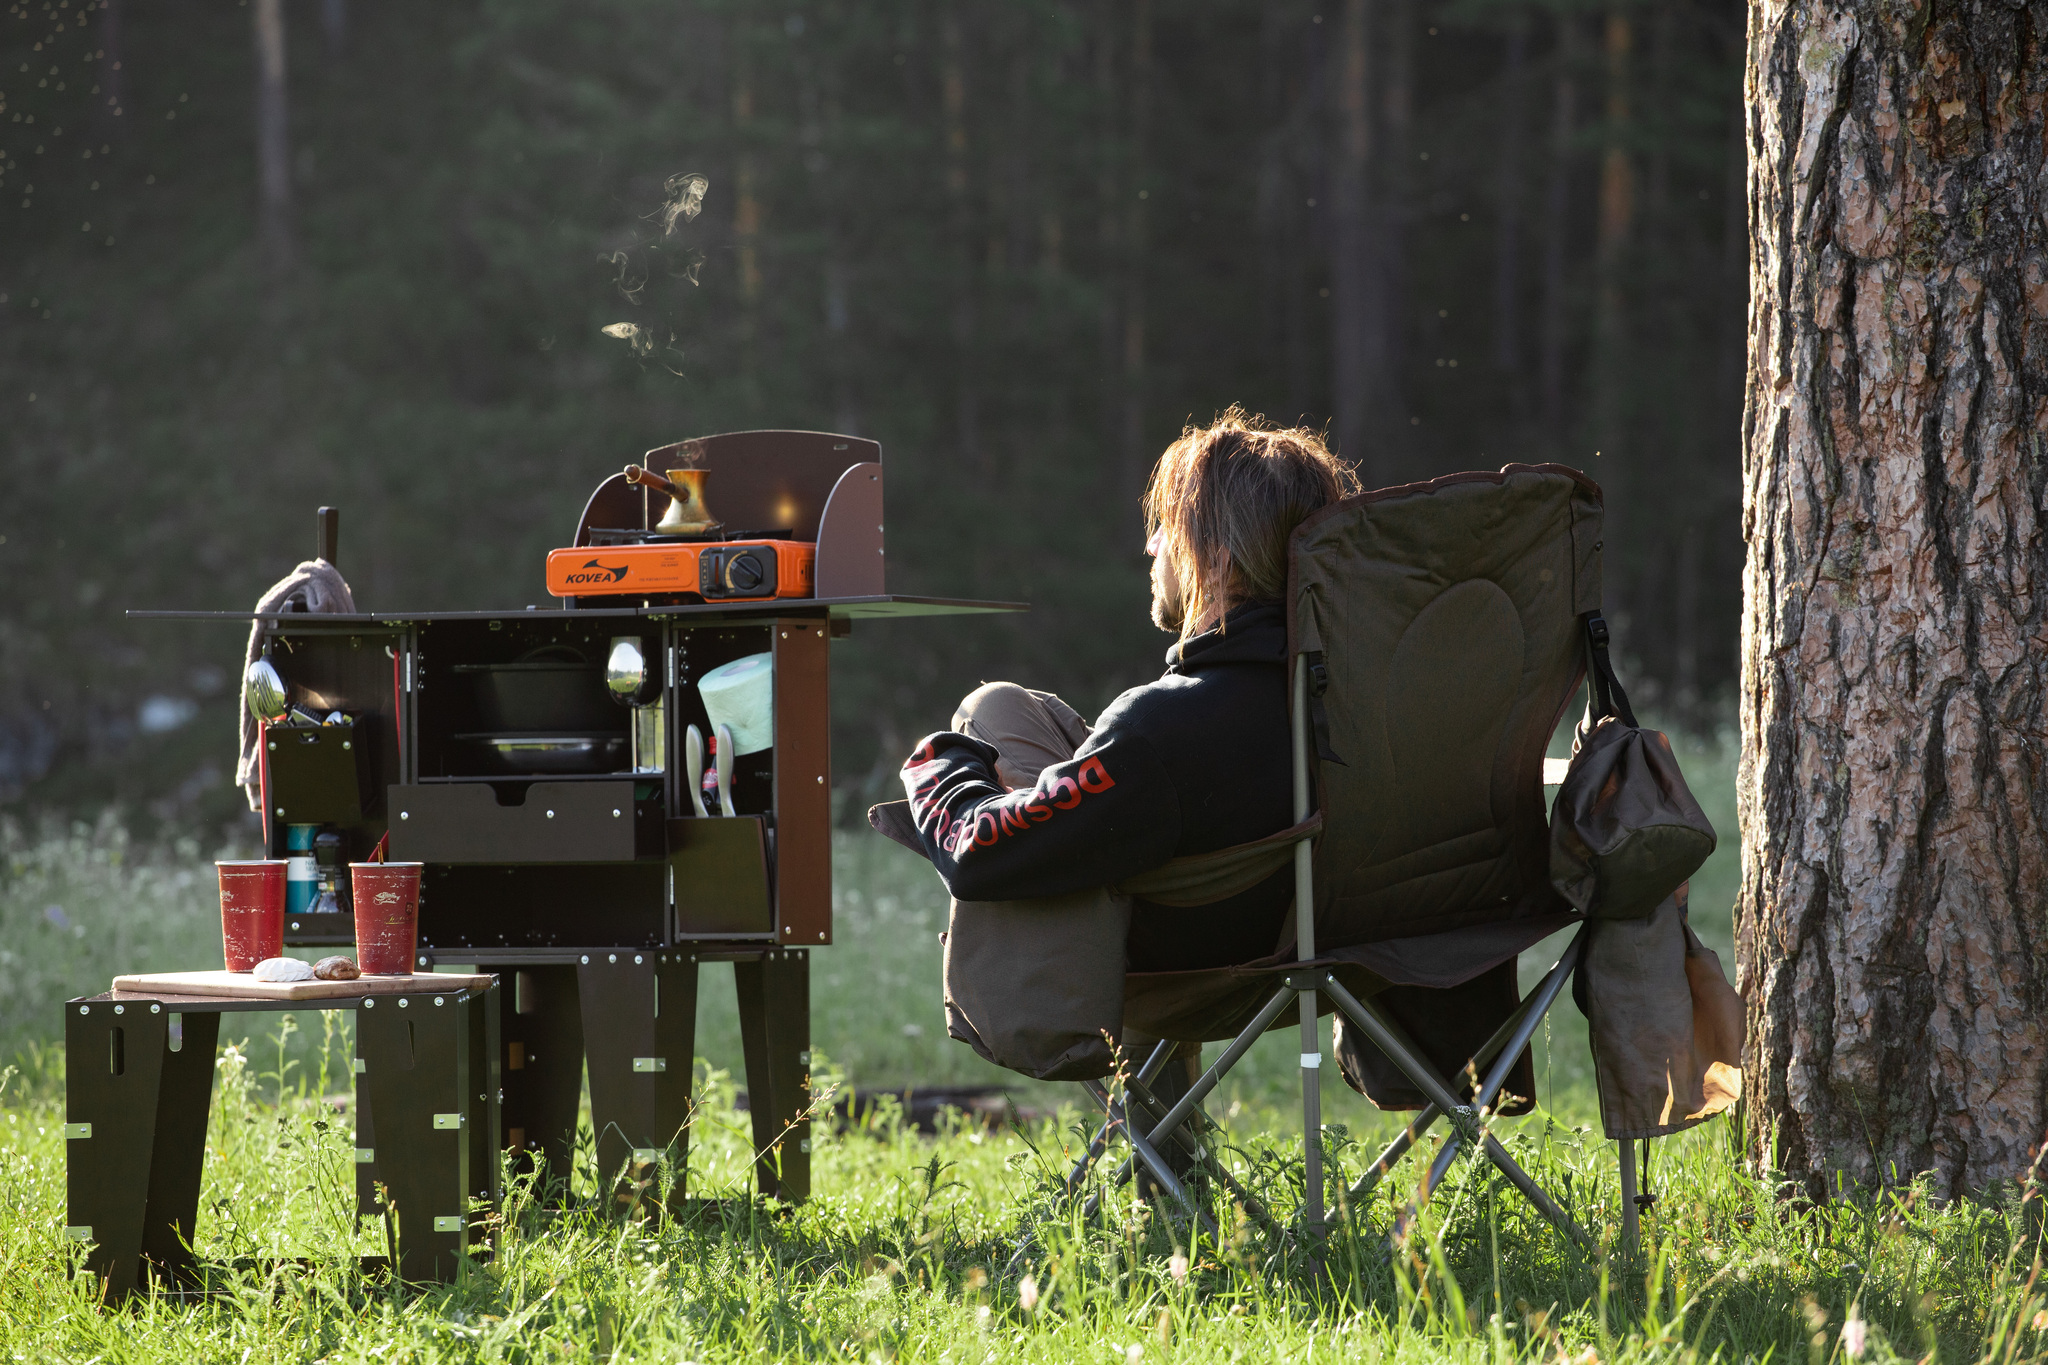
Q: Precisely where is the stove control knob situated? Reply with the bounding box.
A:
[725,552,765,593]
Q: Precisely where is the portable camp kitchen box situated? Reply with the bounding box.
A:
[133,430,1022,1208]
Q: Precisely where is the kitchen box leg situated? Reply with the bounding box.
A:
[466,983,503,1216]
[500,965,585,1202]
[735,949,812,1202]
[579,953,698,1218]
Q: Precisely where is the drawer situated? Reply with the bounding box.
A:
[387,782,653,864]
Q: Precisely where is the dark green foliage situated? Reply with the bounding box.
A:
[0,0,1744,824]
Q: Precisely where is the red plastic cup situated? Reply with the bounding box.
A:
[351,862,423,975]
[216,861,286,972]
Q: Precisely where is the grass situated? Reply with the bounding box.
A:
[4,730,2046,1362]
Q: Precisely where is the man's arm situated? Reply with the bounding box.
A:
[901,725,1181,901]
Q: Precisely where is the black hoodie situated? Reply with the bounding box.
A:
[901,602,1294,971]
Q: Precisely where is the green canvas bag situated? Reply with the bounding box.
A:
[1550,615,1717,920]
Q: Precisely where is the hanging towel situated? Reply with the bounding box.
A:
[235,560,357,810]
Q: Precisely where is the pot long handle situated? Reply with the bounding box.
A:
[623,464,679,497]
[685,724,709,818]
[716,724,736,818]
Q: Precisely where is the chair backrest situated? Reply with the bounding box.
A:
[1288,464,1602,947]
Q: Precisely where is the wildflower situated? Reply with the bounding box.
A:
[1168,1253,1188,1283]
[1842,1308,1867,1360]
[2033,1310,2048,1332]
[1126,1347,1144,1363]
[1018,1275,1039,1312]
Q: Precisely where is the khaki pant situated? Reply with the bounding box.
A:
[948,682,1204,1104]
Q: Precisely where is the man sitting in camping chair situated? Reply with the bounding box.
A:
[883,409,1537,1116]
[874,409,1742,1243]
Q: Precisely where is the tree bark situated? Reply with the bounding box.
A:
[1740,0,2048,1200]
[252,0,293,275]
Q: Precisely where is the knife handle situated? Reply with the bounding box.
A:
[715,724,736,818]
[684,724,709,818]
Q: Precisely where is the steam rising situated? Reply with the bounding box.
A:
[597,172,709,375]
[662,173,709,234]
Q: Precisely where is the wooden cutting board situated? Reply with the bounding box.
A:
[110,970,496,1001]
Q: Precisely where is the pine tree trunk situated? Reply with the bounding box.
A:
[1538,12,1581,439]
[941,10,979,469]
[1330,0,1382,478]
[1120,0,1153,526]
[1739,0,2048,1200]
[252,0,293,275]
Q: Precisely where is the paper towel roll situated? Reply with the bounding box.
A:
[697,652,774,755]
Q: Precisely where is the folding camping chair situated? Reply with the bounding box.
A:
[1057,463,1653,1251]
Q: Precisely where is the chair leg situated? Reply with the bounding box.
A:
[1062,1042,1175,1197]
[1079,1083,1219,1239]
[1619,1137,1640,1256]
[1322,948,1592,1249]
[1125,1079,1280,1234]
[1348,1102,1438,1203]
[1349,937,1588,1203]
[1139,986,1296,1157]
[1300,991,1325,1236]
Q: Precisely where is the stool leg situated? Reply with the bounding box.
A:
[580,953,698,1217]
[357,993,473,1282]
[735,948,811,1202]
[501,966,584,1201]
[137,1010,219,1290]
[65,1002,181,1299]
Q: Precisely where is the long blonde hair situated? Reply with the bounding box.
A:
[1142,407,1360,638]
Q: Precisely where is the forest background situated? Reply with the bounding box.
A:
[0,0,1745,830]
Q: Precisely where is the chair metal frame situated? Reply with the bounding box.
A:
[1059,654,1652,1253]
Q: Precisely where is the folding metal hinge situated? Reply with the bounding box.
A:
[352,1058,366,1074]
[64,1226,92,1242]
[432,1113,465,1130]
[632,1057,666,1073]
[64,1123,91,1140]
[630,1148,664,1165]
[355,1148,375,1163]
[432,1216,464,1233]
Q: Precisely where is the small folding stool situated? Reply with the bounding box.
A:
[63,974,500,1297]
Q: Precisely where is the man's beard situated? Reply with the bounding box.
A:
[1149,562,1185,633]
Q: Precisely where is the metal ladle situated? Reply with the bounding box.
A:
[244,655,290,724]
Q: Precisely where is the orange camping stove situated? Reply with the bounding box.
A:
[545,539,816,602]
